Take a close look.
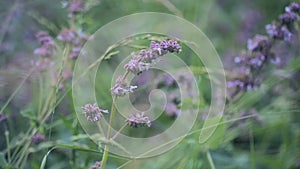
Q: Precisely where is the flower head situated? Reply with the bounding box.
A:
[57,28,76,42]
[125,112,151,128]
[89,161,102,169]
[31,133,46,144]
[34,31,56,57]
[81,103,108,122]
[111,76,138,96]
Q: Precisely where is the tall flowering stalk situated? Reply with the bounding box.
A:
[227,2,300,97]
[92,38,181,169]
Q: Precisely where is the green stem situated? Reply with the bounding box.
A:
[100,146,109,169]
[206,150,216,169]
[100,96,116,169]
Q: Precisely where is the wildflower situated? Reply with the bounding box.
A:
[279,12,297,25]
[266,24,293,42]
[124,58,150,75]
[69,0,84,14]
[165,102,180,117]
[31,133,46,144]
[89,161,102,169]
[285,2,300,14]
[150,40,164,55]
[125,112,151,128]
[160,39,182,53]
[34,31,55,57]
[111,77,138,97]
[247,35,269,52]
[57,28,76,42]
[81,103,109,122]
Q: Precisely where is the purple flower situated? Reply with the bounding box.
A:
[266,24,293,42]
[279,12,297,25]
[81,103,109,122]
[57,28,76,42]
[150,40,164,55]
[165,102,180,117]
[89,161,102,169]
[69,0,84,14]
[34,31,55,57]
[111,77,138,97]
[285,2,300,14]
[125,112,151,128]
[160,39,182,53]
[36,31,55,46]
[31,133,46,144]
[247,35,269,52]
[124,58,150,75]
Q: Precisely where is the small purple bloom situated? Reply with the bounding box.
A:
[89,161,102,169]
[247,35,269,52]
[31,133,46,144]
[125,112,151,128]
[81,103,108,122]
[57,28,76,42]
[111,77,138,97]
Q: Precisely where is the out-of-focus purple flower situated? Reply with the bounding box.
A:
[81,103,109,122]
[279,12,297,25]
[125,112,151,128]
[34,31,56,57]
[111,77,138,97]
[31,133,46,144]
[247,35,269,52]
[69,0,84,14]
[266,24,293,42]
[31,58,54,72]
[89,161,102,169]
[248,53,265,68]
[285,2,300,14]
[165,102,180,117]
[57,28,76,42]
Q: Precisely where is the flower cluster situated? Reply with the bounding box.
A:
[124,39,181,75]
[110,76,138,96]
[89,161,102,169]
[57,28,89,59]
[31,133,46,144]
[228,2,300,96]
[125,112,151,128]
[81,103,109,122]
[34,31,56,57]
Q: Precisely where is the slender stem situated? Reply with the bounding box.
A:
[100,146,109,169]
[206,150,216,169]
[100,96,116,169]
